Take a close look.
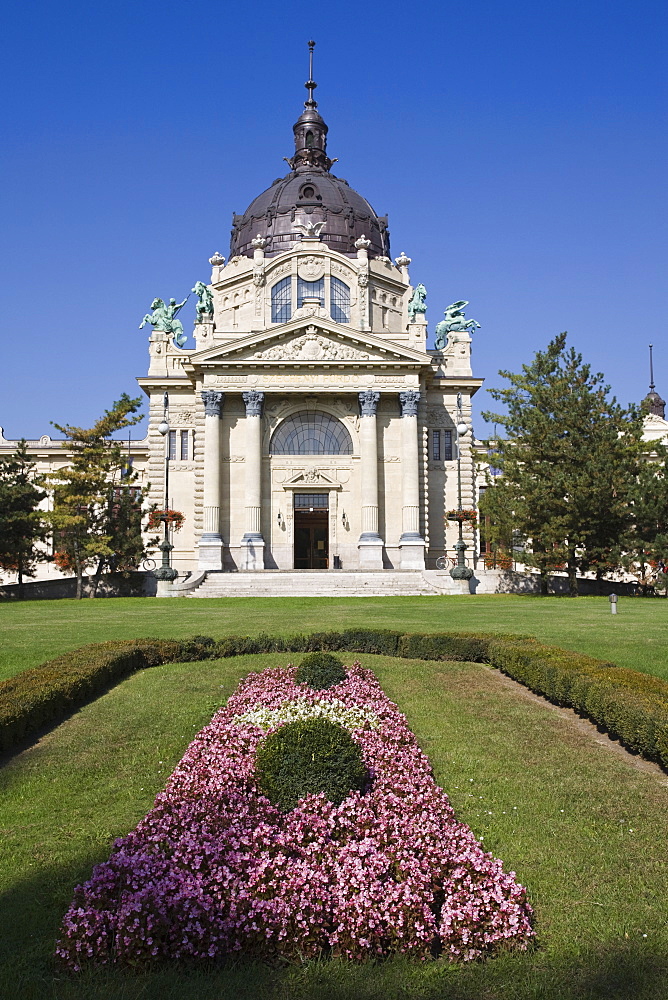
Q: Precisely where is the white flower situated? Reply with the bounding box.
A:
[232,696,379,732]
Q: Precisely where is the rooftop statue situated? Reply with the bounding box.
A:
[140,295,190,348]
[192,281,214,322]
[434,300,481,349]
[407,283,427,322]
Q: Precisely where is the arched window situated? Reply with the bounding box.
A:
[297,277,324,307]
[305,131,314,148]
[330,277,350,323]
[270,412,353,455]
[271,277,292,323]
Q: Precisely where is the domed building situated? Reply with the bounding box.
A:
[135,54,483,594]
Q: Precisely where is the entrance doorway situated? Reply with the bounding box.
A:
[293,493,329,569]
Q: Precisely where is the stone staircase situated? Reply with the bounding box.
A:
[188,570,451,598]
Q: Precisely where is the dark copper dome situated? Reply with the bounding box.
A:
[229,54,390,260]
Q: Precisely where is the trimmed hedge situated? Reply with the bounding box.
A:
[255,717,368,811]
[2,628,667,769]
[295,652,347,690]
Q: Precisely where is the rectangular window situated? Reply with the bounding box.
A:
[297,277,325,307]
[330,277,350,323]
[431,429,441,461]
[180,430,189,461]
[443,430,453,461]
[271,277,292,323]
[168,430,177,460]
[294,493,329,509]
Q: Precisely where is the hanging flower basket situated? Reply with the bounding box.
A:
[446,508,478,526]
[147,509,185,532]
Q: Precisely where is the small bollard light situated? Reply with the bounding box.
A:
[609,593,618,615]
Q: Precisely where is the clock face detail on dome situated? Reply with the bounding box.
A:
[229,57,389,261]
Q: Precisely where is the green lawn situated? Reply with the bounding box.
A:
[1,653,666,1000]
[1,593,667,681]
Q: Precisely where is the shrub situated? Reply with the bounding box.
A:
[255,716,368,811]
[295,651,347,690]
[177,635,217,661]
[0,639,182,751]
[397,632,493,663]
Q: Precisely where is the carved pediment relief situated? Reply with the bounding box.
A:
[282,468,341,488]
[254,328,374,362]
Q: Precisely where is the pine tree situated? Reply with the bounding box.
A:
[623,443,668,592]
[0,440,49,596]
[480,333,643,595]
[44,394,147,598]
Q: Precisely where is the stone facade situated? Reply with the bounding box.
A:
[137,235,482,575]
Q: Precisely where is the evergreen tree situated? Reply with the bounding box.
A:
[623,442,668,592]
[44,394,147,598]
[0,440,48,596]
[480,333,643,595]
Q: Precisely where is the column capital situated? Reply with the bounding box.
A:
[399,390,420,417]
[358,390,380,417]
[243,390,265,416]
[201,390,224,417]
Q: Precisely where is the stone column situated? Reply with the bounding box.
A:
[240,390,265,570]
[398,390,425,570]
[357,390,384,569]
[198,390,224,571]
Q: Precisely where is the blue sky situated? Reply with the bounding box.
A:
[1,0,666,441]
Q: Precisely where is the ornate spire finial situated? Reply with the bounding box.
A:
[288,39,333,172]
[649,343,655,390]
[305,40,317,107]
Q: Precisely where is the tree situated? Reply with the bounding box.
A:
[44,394,148,598]
[622,442,668,592]
[0,440,49,596]
[480,333,644,595]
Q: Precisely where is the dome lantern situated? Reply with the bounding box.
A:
[229,42,390,261]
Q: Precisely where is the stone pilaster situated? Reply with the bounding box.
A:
[398,390,425,569]
[240,390,265,570]
[197,390,224,570]
[357,390,384,569]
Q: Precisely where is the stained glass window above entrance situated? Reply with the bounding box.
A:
[270,412,353,455]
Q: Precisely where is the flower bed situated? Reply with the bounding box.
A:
[56,662,534,968]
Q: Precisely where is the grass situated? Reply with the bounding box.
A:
[1,652,666,999]
[1,593,668,683]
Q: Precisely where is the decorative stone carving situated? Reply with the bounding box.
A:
[269,261,293,278]
[359,390,380,416]
[295,220,326,238]
[243,390,265,416]
[358,272,369,287]
[292,304,329,320]
[330,261,351,278]
[209,251,226,266]
[394,252,411,268]
[255,331,371,362]
[399,390,421,417]
[253,266,265,287]
[251,235,268,249]
[354,235,371,250]
[297,255,325,281]
[201,390,224,417]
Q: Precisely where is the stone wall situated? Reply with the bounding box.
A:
[0,572,156,601]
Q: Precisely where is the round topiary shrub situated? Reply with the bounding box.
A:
[295,652,347,690]
[255,717,368,811]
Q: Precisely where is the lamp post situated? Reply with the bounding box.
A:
[450,393,474,583]
[154,391,178,590]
